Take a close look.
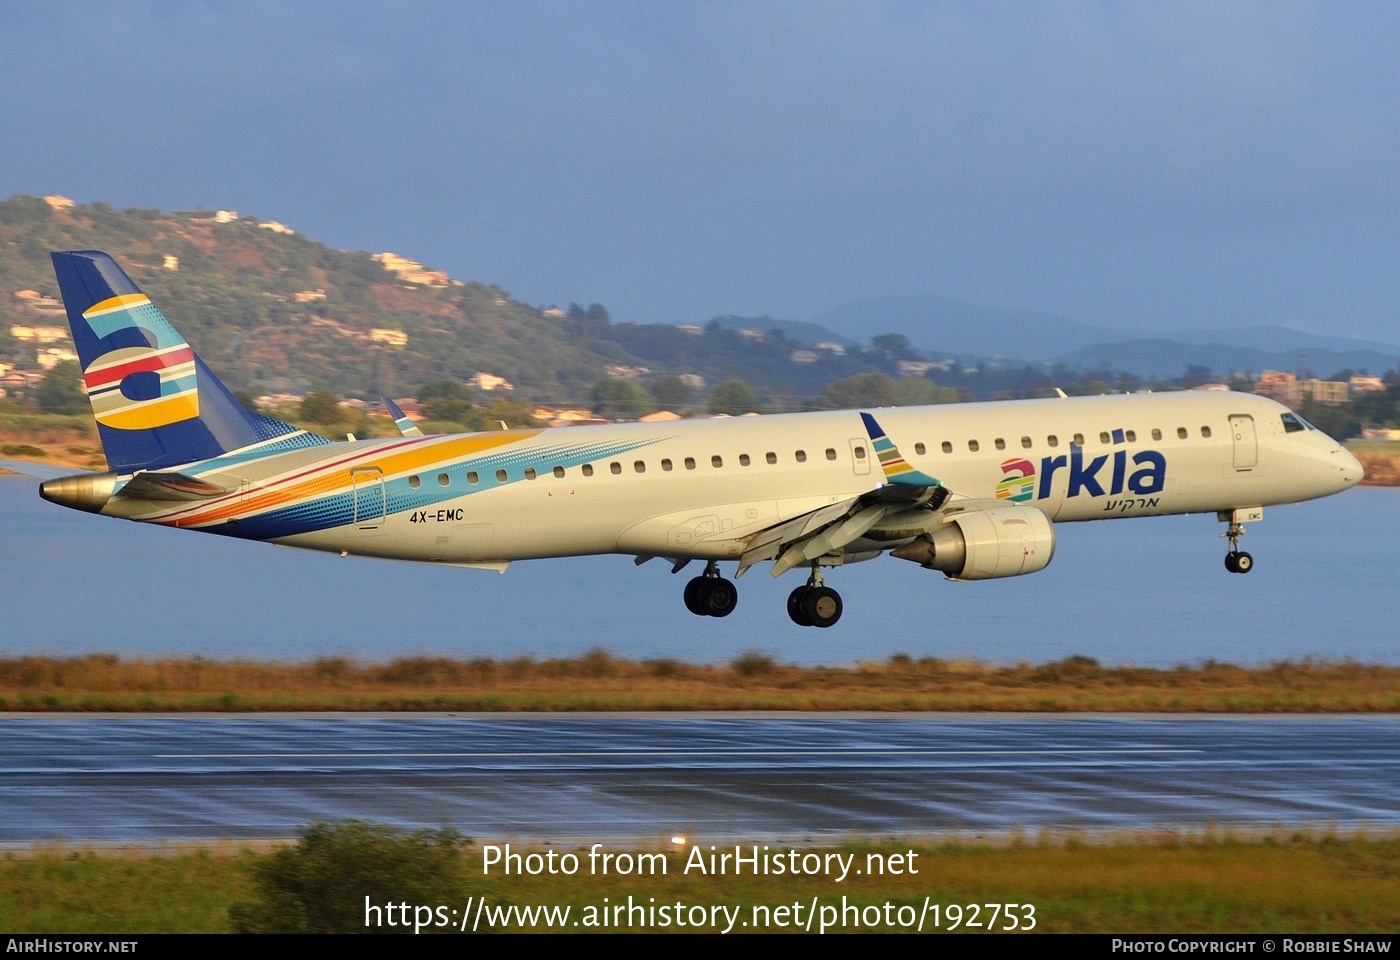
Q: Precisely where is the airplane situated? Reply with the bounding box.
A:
[10,250,1365,628]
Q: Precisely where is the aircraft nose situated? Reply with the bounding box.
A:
[1337,445,1365,488]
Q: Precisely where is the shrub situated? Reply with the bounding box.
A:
[229,821,470,933]
[731,651,776,677]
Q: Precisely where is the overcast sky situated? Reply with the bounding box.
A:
[4,1,1399,340]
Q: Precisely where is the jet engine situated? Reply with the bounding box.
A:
[890,504,1054,580]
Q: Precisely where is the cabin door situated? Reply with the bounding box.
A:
[352,468,386,529]
[1229,415,1258,471]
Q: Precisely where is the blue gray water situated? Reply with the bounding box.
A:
[1,475,1395,666]
[4,715,1396,840]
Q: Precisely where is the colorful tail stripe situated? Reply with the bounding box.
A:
[860,412,941,487]
[78,294,201,429]
[52,251,329,473]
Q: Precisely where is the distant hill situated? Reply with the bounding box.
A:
[807,294,1400,377]
[0,196,912,404]
[808,294,1116,360]
[7,196,1387,403]
[0,196,608,400]
[1055,339,1400,379]
[709,315,859,348]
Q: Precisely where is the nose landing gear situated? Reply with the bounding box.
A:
[787,565,843,628]
[1220,509,1257,575]
[683,560,739,617]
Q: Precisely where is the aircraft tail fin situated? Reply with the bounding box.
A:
[51,250,329,474]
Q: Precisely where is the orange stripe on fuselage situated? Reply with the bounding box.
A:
[161,430,541,528]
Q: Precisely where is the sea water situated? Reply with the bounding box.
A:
[1,475,1395,667]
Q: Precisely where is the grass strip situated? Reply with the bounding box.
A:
[2,832,1396,933]
[0,653,1398,713]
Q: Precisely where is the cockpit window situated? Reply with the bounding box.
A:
[1281,413,1307,434]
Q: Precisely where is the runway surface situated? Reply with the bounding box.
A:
[2,714,1396,842]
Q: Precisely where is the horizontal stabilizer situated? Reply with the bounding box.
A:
[0,458,87,482]
[118,471,232,501]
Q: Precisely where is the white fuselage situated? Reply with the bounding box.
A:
[103,390,1359,570]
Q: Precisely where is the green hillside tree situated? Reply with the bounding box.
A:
[709,379,759,415]
[591,377,652,417]
[35,361,88,415]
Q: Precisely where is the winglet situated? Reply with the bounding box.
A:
[382,397,424,437]
[860,412,942,487]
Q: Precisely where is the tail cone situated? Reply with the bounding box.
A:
[39,472,118,513]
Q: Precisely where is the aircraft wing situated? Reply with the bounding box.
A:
[0,458,85,482]
[736,410,953,577]
[738,484,951,577]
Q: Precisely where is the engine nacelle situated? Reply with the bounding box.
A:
[890,504,1055,580]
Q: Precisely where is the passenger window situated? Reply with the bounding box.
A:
[468,471,479,484]
[661,459,673,471]
[610,462,622,475]
[1201,426,1212,438]
[1047,435,1058,448]
[524,467,537,480]
[825,448,837,460]
[941,441,952,454]
[684,457,696,470]
[1021,436,1032,449]
[495,469,507,482]
[1125,430,1136,442]
[739,454,750,466]
[1099,431,1111,444]
[795,450,807,463]
[437,473,450,487]
[968,440,980,452]
[995,438,1006,450]
[582,464,594,477]
[1151,429,1162,441]
[765,452,777,464]
[712,455,723,468]
[634,461,645,473]
[552,466,564,478]
[408,475,421,489]
[854,446,866,460]
[1073,433,1084,446]
[914,443,926,455]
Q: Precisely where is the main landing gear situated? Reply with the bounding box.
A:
[678,560,843,626]
[1221,515,1254,575]
[787,565,843,628]
[683,561,738,618]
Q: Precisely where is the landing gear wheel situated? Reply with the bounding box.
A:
[787,586,812,627]
[683,576,709,615]
[701,578,738,617]
[800,586,843,628]
[1220,513,1256,575]
[1224,551,1254,574]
